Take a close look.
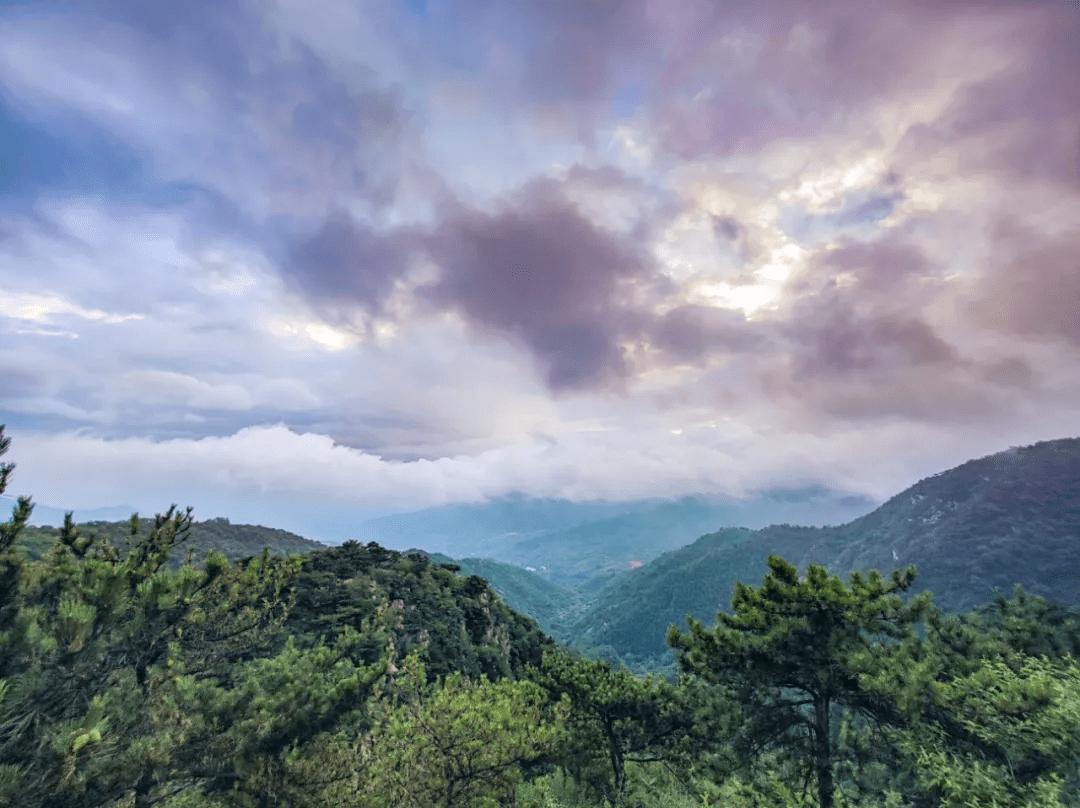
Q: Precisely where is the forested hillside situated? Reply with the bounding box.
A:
[572,438,1080,669]
[415,551,587,643]
[3,425,1080,808]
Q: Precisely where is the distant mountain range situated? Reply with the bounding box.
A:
[569,438,1080,667]
[0,499,142,528]
[9,438,1078,678]
[352,486,878,593]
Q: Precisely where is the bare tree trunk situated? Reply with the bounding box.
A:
[815,693,834,808]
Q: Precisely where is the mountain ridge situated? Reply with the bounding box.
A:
[571,437,1080,666]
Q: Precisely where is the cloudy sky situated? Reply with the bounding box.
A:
[1,0,1077,540]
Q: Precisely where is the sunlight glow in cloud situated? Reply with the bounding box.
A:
[0,291,144,326]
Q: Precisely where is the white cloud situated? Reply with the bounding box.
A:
[0,290,143,326]
[8,405,1076,521]
[260,315,360,351]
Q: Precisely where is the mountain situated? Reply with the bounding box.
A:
[349,495,668,558]
[503,488,876,595]
[349,488,877,596]
[378,488,877,648]
[0,496,141,528]
[13,515,329,571]
[573,438,1080,666]
[407,550,584,643]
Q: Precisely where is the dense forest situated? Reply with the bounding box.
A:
[2,424,1079,807]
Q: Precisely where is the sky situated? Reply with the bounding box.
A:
[1,0,1078,542]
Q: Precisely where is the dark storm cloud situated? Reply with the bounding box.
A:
[969,222,1080,346]
[808,237,935,297]
[278,162,689,392]
[651,304,764,362]
[282,212,419,315]
[777,234,960,383]
[892,1,1079,191]
[790,310,959,378]
[420,183,653,391]
[759,299,1008,425]
[712,216,743,242]
[980,356,1035,389]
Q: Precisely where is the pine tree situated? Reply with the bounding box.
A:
[0,428,307,807]
[871,652,1080,807]
[358,650,570,808]
[0,424,34,639]
[160,622,392,808]
[968,583,1080,663]
[666,554,934,808]
[524,646,730,807]
[854,593,1080,807]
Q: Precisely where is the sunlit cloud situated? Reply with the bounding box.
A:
[0,290,144,326]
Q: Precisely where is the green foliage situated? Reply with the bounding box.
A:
[282,540,557,687]
[864,652,1080,807]
[967,583,1080,662]
[358,650,570,807]
[0,426,309,807]
[159,625,390,808]
[524,646,730,806]
[445,556,585,643]
[572,527,759,663]
[666,555,935,808]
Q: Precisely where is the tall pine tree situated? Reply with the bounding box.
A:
[666,554,933,808]
[523,646,726,806]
